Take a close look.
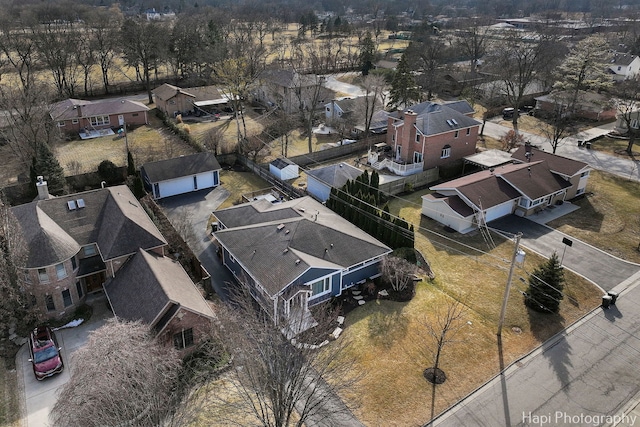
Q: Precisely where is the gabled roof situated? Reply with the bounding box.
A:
[185,85,225,103]
[141,152,221,183]
[330,98,358,113]
[499,161,571,200]
[12,186,166,268]
[270,157,296,170]
[214,197,391,296]
[511,146,589,177]
[51,98,149,121]
[306,162,364,188]
[152,83,195,101]
[610,53,638,67]
[442,100,475,115]
[423,193,475,217]
[105,249,214,326]
[259,68,318,88]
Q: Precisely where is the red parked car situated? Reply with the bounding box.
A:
[28,326,64,380]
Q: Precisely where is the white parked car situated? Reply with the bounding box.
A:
[338,139,357,145]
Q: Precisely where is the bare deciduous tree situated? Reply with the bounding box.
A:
[50,319,182,427]
[212,284,361,427]
[380,255,418,292]
[500,129,526,151]
[612,78,640,154]
[455,18,490,74]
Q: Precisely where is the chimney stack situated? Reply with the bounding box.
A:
[36,176,50,200]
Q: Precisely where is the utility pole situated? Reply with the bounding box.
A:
[497,232,523,336]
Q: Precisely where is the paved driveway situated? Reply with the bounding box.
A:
[19,295,112,427]
[158,187,235,301]
[488,215,640,291]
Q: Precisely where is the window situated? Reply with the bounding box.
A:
[38,268,49,283]
[45,295,55,312]
[57,121,65,127]
[62,289,72,307]
[154,183,160,198]
[89,115,110,126]
[441,146,451,159]
[174,328,194,350]
[580,171,590,178]
[71,256,77,271]
[576,188,585,195]
[72,118,79,124]
[193,176,198,190]
[56,263,67,280]
[466,128,471,136]
[76,281,84,299]
[415,133,420,142]
[229,253,236,263]
[413,152,423,163]
[83,245,96,257]
[454,130,459,138]
[132,113,139,117]
[311,277,331,296]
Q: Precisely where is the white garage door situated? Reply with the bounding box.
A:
[485,201,515,222]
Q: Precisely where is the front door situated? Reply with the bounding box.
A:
[118,115,125,126]
[84,272,106,293]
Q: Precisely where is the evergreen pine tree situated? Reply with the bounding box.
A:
[32,143,66,196]
[525,252,565,313]
[388,53,419,109]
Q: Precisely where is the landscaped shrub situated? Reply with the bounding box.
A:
[97,160,123,185]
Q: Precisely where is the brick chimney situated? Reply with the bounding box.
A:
[36,176,50,200]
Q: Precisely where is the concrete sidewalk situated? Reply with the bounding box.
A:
[483,121,640,182]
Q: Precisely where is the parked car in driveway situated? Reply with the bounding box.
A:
[28,326,64,380]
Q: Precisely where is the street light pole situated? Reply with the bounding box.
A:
[497,232,523,336]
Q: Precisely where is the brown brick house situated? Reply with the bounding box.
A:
[368,100,481,176]
[50,98,149,137]
[104,249,216,355]
[11,182,167,320]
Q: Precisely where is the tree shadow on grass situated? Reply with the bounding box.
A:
[367,304,409,349]
[528,307,573,390]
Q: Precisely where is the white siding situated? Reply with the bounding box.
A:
[484,200,515,222]
[421,198,474,233]
[307,176,331,202]
[269,164,299,180]
[155,171,219,199]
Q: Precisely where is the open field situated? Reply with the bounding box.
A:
[333,188,602,426]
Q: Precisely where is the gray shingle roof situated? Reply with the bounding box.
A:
[270,157,296,170]
[213,199,302,229]
[442,100,475,115]
[12,186,167,268]
[214,197,391,296]
[51,98,149,121]
[141,152,221,183]
[306,162,364,188]
[105,249,214,326]
[152,83,195,101]
[390,101,481,135]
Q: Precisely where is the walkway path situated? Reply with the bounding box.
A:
[483,121,640,182]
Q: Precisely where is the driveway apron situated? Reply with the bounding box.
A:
[488,215,640,292]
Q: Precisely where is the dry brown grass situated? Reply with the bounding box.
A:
[216,169,271,210]
[548,170,640,263]
[0,361,20,427]
[589,136,640,158]
[54,112,197,175]
[335,191,602,426]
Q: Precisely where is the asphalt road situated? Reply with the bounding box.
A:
[433,268,640,427]
[158,186,235,301]
[488,216,640,292]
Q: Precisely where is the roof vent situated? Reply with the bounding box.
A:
[67,200,77,210]
[295,259,301,265]
[285,229,290,234]
[283,248,289,253]
[299,208,305,212]
[446,119,454,127]
[76,199,85,209]
[451,119,458,125]
[277,223,285,231]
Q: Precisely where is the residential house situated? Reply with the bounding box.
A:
[534,91,616,121]
[306,162,364,202]
[105,249,215,355]
[51,98,149,138]
[324,98,358,121]
[353,109,391,135]
[254,68,332,114]
[608,53,640,81]
[440,71,487,96]
[269,158,299,181]
[613,109,640,135]
[212,197,391,331]
[422,146,591,233]
[368,100,481,176]
[11,182,167,319]
[141,152,221,200]
[153,84,229,117]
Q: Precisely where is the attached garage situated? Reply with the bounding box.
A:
[484,200,516,223]
[141,152,221,199]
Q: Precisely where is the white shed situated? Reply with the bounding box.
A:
[269,158,299,180]
[141,152,221,199]
[306,162,363,202]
